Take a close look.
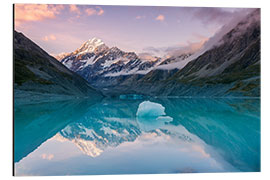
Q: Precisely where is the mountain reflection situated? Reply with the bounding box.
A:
[14,99,98,162]
[14,97,260,175]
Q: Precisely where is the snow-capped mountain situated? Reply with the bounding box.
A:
[90,9,260,97]
[76,37,106,54]
[59,38,159,85]
[57,9,260,97]
[58,38,192,88]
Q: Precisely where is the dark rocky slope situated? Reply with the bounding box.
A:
[14,31,103,104]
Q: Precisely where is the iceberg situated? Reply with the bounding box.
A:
[136,101,173,131]
[136,101,166,117]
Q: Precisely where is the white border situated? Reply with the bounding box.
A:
[1,0,269,180]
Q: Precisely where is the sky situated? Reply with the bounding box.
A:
[14,4,252,57]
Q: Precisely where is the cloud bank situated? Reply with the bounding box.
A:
[85,7,104,16]
[15,4,64,26]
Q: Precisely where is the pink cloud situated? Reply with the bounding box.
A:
[85,7,104,16]
[85,8,96,16]
[42,34,57,41]
[156,14,165,21]
[69,4,81,15]
[15,4,64,27]
[97,7,104,15]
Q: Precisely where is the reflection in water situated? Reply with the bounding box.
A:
[14,97,260,175]
[14,99,97,163]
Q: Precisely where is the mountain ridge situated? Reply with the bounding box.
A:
[126,9,260,97]
[14,31,104,104]
[94,9,260,97]
[53,9,260,97]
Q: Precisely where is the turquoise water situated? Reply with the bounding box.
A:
[14,97,260,175]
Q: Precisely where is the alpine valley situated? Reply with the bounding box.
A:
[56,9,260,98]
[14,6,261,176]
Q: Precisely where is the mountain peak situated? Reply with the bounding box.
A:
[87,37,104,46]
[75,37,106,55]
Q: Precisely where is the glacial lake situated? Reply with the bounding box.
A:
[14,97,260,175]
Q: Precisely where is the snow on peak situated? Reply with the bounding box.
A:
[87,37,104,46]
[75,37,106,55]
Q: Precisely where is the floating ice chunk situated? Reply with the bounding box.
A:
[136,101,173,131]
[136,101,166,117]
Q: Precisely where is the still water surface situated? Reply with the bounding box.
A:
[14,97,260,175]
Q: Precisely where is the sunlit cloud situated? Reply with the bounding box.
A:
[15,4,64,27]
[85,8,96,16]
[85,6,104,16]
[42,34,57,41]
[155,14,165,21]
[41,153,54,160]
[97,7,105,15]
[69,4,81,15]
[15,5,253,57]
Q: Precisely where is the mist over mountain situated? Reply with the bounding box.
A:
[127,9,260,97]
